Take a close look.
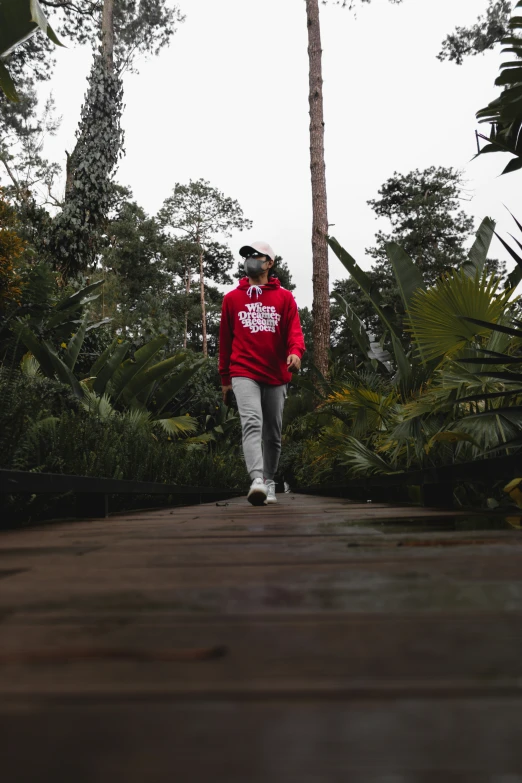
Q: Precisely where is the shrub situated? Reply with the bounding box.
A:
[1,370,249,524]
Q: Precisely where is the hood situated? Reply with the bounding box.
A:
[237,276,281,291]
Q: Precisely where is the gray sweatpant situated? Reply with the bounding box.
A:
[231,377,287,481]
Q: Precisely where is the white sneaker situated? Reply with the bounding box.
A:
[247,478,268,506]
[265,480,277,504]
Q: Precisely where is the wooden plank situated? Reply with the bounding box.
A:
[1,614,522,696]
[1,492,522,780]
[2,699,522,782]
[1,547,522,615]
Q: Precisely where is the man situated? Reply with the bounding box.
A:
[219,241,305,506]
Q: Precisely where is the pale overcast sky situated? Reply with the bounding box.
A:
[42,0,520,309]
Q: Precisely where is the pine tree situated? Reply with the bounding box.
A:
[158,179,252,356]
[330,167,491,366]
[304,0,402,379]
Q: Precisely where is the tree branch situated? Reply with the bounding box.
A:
[0,155,25,203]
[438,0,511,65]
[40,0,100,16]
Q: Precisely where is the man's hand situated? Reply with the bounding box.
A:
[287,354,301,372]
[222,384,233,404]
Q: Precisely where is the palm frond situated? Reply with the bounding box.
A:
[156,415,199,438]
[321,384,398,440]
[20,352,42,378]
[408,270,512,361]
[338,436,397,476]
[80,390,116,421]
[121,409,153,432]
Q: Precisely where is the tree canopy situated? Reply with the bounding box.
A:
[330,167,485,368]
[438,0,512,65]
[6,0,184,83]
[159,179,252,355]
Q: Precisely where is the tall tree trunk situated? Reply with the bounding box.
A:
[198,244,208,357]
[306,0,330,379]
[65,0,114,199]
[101,0,115,72]
[184,263,190,350]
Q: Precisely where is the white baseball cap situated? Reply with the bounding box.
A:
[239,240,275,262]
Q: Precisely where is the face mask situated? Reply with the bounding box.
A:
[244,256,267,277]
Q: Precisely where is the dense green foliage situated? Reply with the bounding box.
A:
[3,0,522,523]
[47,53,124,280]
[328,167,506,371]
[0,221,248,523]
[282,213,522,506]
[0,367,247,524]
[475,1,522,175]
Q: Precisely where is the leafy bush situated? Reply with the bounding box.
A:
[0,366,79,470]
[283,215,522,503]
[0,369,249,524]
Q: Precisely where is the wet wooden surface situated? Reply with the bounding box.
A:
[1,493,522,781]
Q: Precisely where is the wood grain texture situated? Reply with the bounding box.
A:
[1,492,522,780]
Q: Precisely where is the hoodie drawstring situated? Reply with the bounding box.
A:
[247,285,263,299]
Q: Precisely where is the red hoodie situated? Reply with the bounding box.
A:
[219,277,306,386]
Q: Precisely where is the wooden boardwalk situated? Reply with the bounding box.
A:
[1,492,522,781]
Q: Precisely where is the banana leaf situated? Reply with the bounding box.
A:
[331,292,392,372]
[90,338,119,377]
[55,280,104,311]
[0,0,63,100]
[86,318,112,332]
[111,335,169,402]
[93,342,131,395]
[461,217,496,278]
[0,0,62,55]
[46,343,84,398]
[328,236,411,387]
[121,355,192,405]
[384,242,427,366]
[390,333,413,390]
[152,359,207,416]
[0,60,17,101]
[63,310,89,371]
[13,322,56,378]
[329,237,402,340]
[45,296,102,330]
[14,323,83,398]
[384,242,425,310]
